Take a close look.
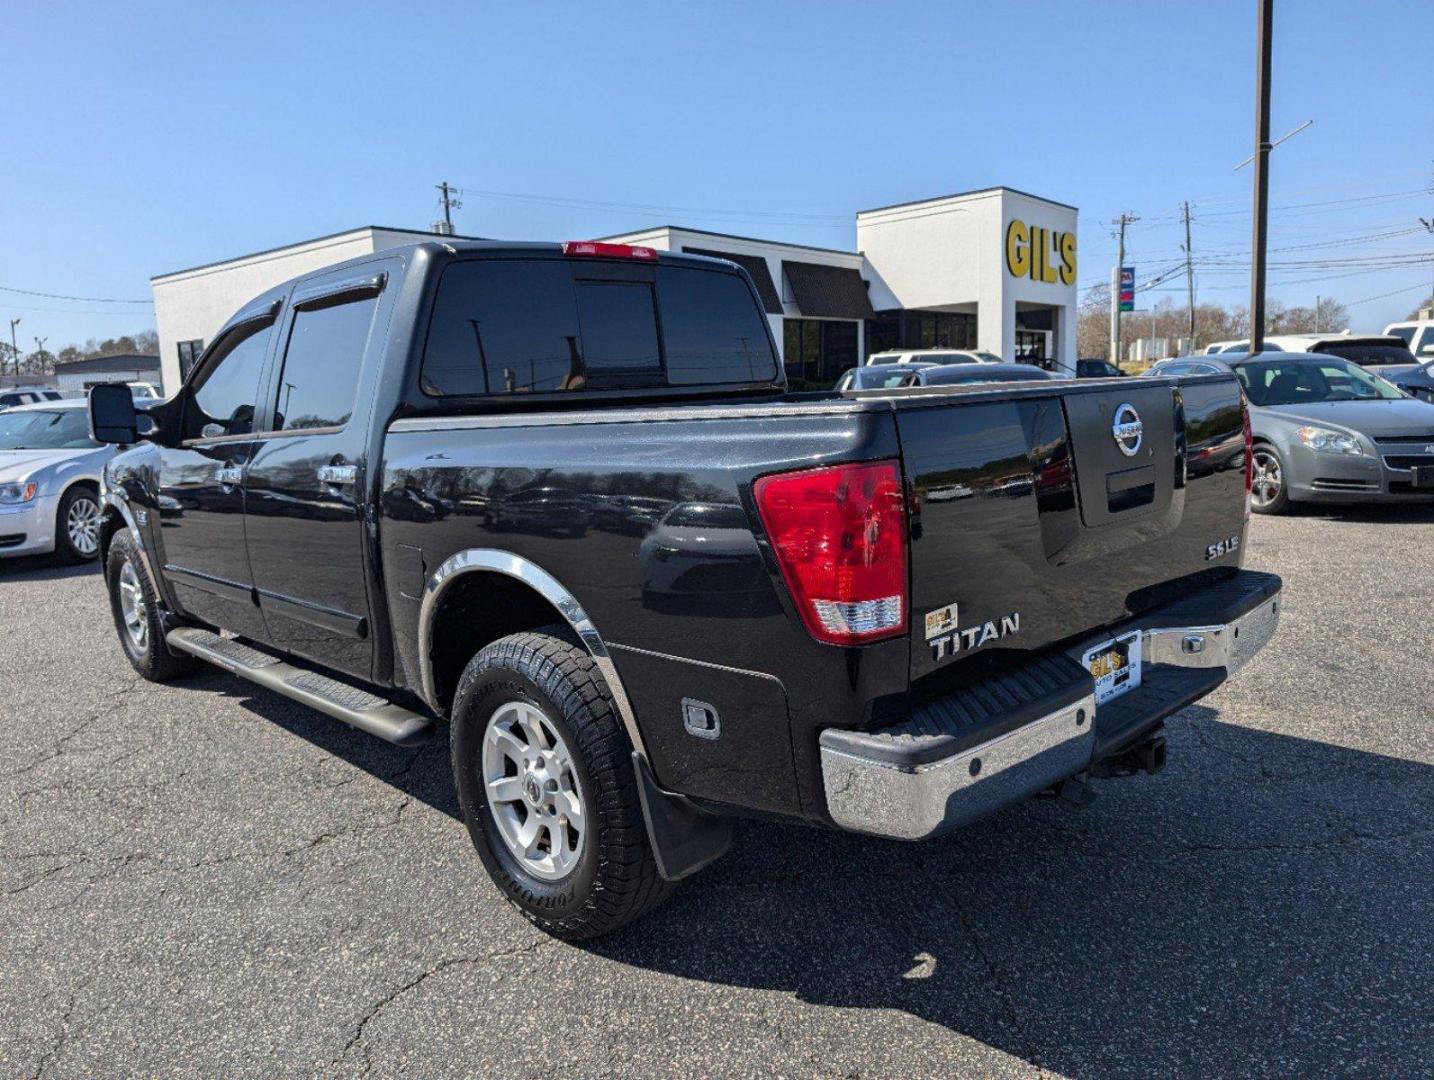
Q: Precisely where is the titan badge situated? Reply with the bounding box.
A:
[925,601,1022,663]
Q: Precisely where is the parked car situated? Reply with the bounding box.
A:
[1383,319,1434,361]
[0,387,64,410]
[864,348,1004,366]
[1204,334,1415,374]
[127,382,160,399]
[834,361,937,390]
[1147,353,1434,512]
[0,400,112,561]
[1077,358,1125,378]
[89,239,1279,940]
[841,362,1052,391]
[1386,359,1434,404]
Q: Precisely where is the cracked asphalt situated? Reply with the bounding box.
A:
[1,505,1431,1079]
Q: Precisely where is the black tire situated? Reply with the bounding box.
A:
[1250,442,1290,515]
[450,628,670,940]
[54,484,102,563]
[105,529,198,682]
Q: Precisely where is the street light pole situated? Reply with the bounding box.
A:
[1249,0,1274,355]
[8,318,19,379]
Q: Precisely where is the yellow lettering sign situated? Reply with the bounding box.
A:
[1006,219,1077,285]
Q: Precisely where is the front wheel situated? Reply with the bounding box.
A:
[55,485,101,562]
[105,529,198,682]
[1250,444,1290,515]
[450,629,670,940]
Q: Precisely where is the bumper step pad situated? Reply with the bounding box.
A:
[166,628,435,746]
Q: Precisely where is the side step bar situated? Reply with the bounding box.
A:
[166,627,435,746]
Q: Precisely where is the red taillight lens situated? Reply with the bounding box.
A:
[753,460,908,645]
[561,241,658,261]
[1241,396,1254,518]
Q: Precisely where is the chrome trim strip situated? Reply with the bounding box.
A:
[606,642,784,686]
[389,401,866,434]
[820,694,1097,841]
[419,549,647,757]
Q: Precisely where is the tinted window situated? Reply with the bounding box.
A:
[1387,326,1415,345]
[423,259,777,396]
[1315,341,1416,367]
[573,281,660,377]
[274,295,376,430]
[657,266,777,385]
[1233,358,1403,405]
[921,366,1049,385]
[185,319,273,439]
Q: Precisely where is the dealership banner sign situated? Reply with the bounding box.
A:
[1005,219,1076,285]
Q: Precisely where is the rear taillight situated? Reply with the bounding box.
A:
[1242,396,1254,518]
[753,460,908,645]
[561,241,658,261]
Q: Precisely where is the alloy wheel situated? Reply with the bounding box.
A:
[66,496,101,557]
[117,559,148,651]
[481,700,586,881]
[1251,448,1282,509]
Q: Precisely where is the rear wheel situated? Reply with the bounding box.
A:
[1250,444,1289,515]
[55,485,101,562]
[105,529,197,682]
[450,629,670,940]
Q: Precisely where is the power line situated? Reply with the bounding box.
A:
[0,283,151,304]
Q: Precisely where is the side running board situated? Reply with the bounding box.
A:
[166,627,435,746]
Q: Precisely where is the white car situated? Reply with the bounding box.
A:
[864,348,1004,366]
[0,400,115,562]
[1383,320,1434,362]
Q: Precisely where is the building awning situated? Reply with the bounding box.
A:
[781,261,875,320]
[683,247,783,314]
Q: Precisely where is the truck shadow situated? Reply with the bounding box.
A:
[0,555,101,581]
[224,685,1431,1075]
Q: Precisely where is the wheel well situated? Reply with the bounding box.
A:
[428,571,577,715]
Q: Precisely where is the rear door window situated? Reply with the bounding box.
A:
[273,294,377,431]
[422,258,777,396]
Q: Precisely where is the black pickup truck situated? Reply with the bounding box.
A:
[88,240,1281,939]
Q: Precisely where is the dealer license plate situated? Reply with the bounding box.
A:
[1082,631,1143,706]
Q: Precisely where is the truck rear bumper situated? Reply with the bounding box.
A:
[818,569,1282,841]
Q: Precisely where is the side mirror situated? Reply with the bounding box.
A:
[89,383,139,444]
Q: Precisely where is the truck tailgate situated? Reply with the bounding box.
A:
[887,376,1248,685]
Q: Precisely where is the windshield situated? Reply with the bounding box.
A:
[1232,358,1405,405]
[1313,342,1416,367]
[0,409,99,450]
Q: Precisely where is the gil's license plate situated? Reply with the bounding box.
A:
[1082,631,1143,706]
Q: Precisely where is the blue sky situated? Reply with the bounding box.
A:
[5,0,1431,352]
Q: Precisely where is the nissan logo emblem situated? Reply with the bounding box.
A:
[1112,403,1143,457]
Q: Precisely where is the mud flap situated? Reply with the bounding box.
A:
[632,752,733,881]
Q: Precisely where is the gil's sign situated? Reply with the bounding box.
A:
[1006,220,1076,285]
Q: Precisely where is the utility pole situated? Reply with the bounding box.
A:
[434,182,462,236]
[1249,0,1274,355]
[1182,201,1196,347]
[32,336,47,376]
[1315,294,1321,332]
[8,318,19,379]
[1109,212,1138,364]
[1419,216,1434,313]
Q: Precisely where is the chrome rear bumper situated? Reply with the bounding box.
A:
[820,578,1281,841]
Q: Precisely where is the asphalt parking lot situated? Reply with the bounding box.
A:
[1,507,1430,1079]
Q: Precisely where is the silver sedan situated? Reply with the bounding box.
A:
[0,400,115,561]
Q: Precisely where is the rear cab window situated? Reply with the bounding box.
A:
[421,256,778,397]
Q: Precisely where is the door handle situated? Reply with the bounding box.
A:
[317,464,358,486]
[216,464,245,486]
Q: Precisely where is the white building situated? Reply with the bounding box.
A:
[53,353,162,395]
[151,188,1078,393]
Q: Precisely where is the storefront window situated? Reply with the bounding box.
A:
[782,318,858,389]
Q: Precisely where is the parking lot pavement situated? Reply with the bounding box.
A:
[0,507,1430,1079]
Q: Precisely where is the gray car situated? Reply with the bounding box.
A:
[1146,352,1434,513]
[0,400,114,560]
